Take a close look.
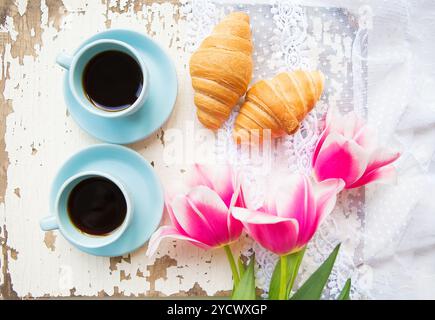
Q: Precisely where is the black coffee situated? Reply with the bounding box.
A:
[82,50,143,111]
[67,177,127,236]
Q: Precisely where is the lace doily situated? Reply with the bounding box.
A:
[180,0,391,299]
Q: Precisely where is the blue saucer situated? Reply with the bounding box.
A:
[49,144,164,256]
[63,29,178,144]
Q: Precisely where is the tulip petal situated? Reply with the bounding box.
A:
[146,226,211,257]
[311,179,345,241]
[365,148,401,174]
[227,180,244,241]
[190,163,214,189]
[314,133,369,187]
[275,175,311,218]
[227,213,244,242]
[347,148,400,188]
[312,128,328,167]
[235,183,246,209]
[186,186,233,246]
[232,207,296,224]
[275,175,316,247]
[352,124,378,152]
[170,193,219,247]
[317,109,378,156]
[342,112,365,140]
[348,165,397,189]
[165,194,188,236]
[232,207,299,255]
[191,163,235,207]
[312,108,343,166]
[325,106,344,131]
[264,185,278,216]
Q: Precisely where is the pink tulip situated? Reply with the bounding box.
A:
[312,108,401,189]
[146,164,244,256]
[232,174,344,255]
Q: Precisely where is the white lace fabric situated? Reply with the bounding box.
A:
[181,0,431,299]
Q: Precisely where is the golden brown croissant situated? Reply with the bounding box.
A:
[189,12,253,130]
[234,70,324,142]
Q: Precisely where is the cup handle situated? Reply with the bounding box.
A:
[56,52,73,69]
[40,215,59,231]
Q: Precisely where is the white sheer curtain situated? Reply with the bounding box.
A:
[364,0,435,299]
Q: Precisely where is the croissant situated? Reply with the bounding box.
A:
[189,12,253,130]
[233,70,324,142]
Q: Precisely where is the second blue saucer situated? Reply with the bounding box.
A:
[48,144,164,256]
[63,29,178,144]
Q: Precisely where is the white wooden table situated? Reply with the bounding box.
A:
[0,0,238,299]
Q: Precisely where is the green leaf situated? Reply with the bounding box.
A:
[337,278,351,300]
[269,248,306,300]
[291,243,341,300]
[232,256,256,300]
[238,257,246,279]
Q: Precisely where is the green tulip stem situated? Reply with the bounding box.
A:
[224,245,240,287]
[287,247,306,296]
[279,255,288,300]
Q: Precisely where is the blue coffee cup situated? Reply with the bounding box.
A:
[40,171,133,249]
[56,39,149,118]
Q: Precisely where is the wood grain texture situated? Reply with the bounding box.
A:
[0,0,244,299]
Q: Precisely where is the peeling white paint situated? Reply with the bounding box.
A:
[16,0,28,17]
[1,0,236,298]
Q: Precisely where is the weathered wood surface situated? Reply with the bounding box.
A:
[0,0,240,299]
